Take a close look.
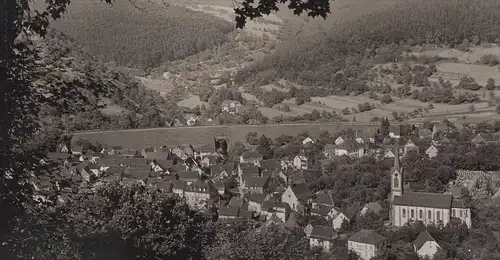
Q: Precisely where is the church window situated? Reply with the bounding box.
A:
[411,209,415,218]
[428,210,432,219]
[393,175,399,188]
[452,209,456,217]
[437,211,441,221]
[460,210,463,218]
[419,210,423,219]
[464,210,468,217]
[402,209,406,218]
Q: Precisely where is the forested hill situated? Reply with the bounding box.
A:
[236,0,500,87]
[29,29,183,150]
[49,1,234,69]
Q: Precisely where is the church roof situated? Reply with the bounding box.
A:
[413,230,438,250]
[393,192,452,209]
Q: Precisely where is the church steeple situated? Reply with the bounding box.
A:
[390,144,403,202]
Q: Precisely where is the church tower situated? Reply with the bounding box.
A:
[390,145,403,202]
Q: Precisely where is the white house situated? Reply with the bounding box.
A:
[334,139,364,158]
[334,136,346,145]
[309,226,337,252]
[332,211,350,230]
[293,154,309,169]
[184,114,199,126]
[302,137,315,145]
[404,139,418,155]
[221,100,242,114]
[425,144,439,158]
[348,230,387,260]
[413,230,441,259]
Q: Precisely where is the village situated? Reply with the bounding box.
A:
[36,120,500,260]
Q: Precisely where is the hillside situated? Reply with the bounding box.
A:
[29,29,184,149]
[236,0,500,85]
[49,0,234,69]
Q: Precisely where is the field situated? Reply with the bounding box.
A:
[71,123,379,149]
[430,63,500,86]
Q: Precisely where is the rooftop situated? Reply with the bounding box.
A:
[393,192,452,209]
[310,226,336,240]
[348,230,387,245]
[413,230,437,250]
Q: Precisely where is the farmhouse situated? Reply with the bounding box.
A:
[240,151,262,165]
[332,139,364,158]
[221,100,242,114]
[348,230,387,260]
[413,230,441,259]
[309,226,337,252]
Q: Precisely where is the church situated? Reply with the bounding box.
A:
[389,147,472,228]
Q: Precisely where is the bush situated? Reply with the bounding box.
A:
[381,94,393,104]
[480,54,500,66]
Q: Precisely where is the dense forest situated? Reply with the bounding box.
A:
[49,1,234,69]
[236,0,500,91]
[29,30,184,150]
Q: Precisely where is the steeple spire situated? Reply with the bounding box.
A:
[393,144,400,171]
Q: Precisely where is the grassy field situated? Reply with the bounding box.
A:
[177,95,208,109]
[430,62,500,86]
[71,123,380,149]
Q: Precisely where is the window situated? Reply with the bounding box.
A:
[437,211,441,221]
[411,209,415,218]
[452,209,456,217]
[402,209,406,218]
[393,175,399,188]
[428,210,432,219]
[460,210,463,218]
[465,210,468,217]
[419,210,423,219]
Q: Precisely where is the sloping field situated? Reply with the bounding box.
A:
[177,95,208,109]
[430,63,500,85]
[71,123,380,149]
[415,45,500,64]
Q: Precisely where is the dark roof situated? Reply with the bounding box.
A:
[87,163,100,170]
[244,176,269,187]
[291,183,313,201]
[241,165,260,177]
[262,201,290,212]
[311,205,334,217]
[451,198,469,208]
[210,164,224,175]
[393,192,452,209]
[184,180,214,193]
[105,166,124,175]
[170,179,186,189]
[155,159,174,168]
[228,196,247,208]
[246,193,266,204]
[242,151,262,160]
[261,159,280,171]
[156,181,172,191]
[126,169,150,180]
[338,139,362,149]
[177,170,199,180]
[348,230,387,245]
[143,152,169,161]
[313,193,334,206]
[115,157,148,167]
[46,152,69,161]
[413,230,437,250]
[310,226,336,240]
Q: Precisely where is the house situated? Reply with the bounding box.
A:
[177,170,200,184]
[218,206,240,219]
[419,128,433,139]
[302,137,315,145]
[293,154,309,169]
[143,151,169,161]
[413,230,441,259]
[348,230,387,260]
[221,100,242,114]
[361,202,383,216]
[309,226,337,252]
[57,143,69,153]
[228,196,248,210]
[355,131,376,144]
[404,139,418,155]
[389,126,401,139]
[432,123,450,139]
[125,169,150,183]
[323,144,337,159]
[333,139,364,158]
[425,144,439,158]
[312,193,335,208]
[261,201,291,222]
[334,136,346,145]
[184,113,199,126]
[242,176,271,194]
[260,159,282,177]
[282,183,313,212]
[247,193,267,212]
[332,210,351,230]
[152,159,173,173]
[304,217,331,237]
[196,144,214,159]
[183,180,218,208]
[240,151,262,165]
[76,163,94,182]
[311,204,338,219]
[471,133,497,146]
[239,163,260,180]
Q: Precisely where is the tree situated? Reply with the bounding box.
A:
[230,141,247,161]
[256,135,274,159]
[381,94,393,104]
[245,132,259,145]
[485,78,496,90]
[295,91,311,105]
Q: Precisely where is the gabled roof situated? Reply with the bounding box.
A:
[313,193,334,206]
[126,169,150,180]
[246,193,267,204]
[241,165,260,177]
[348,230,387,245]
[244,176,270,188]
[419,128,433,137]
[324,144,336,153]
[413,230,438,250]
[177,170,199,180]
[260,159,280,171]
[46,152,70,161]
[143,152,169,161]
[310,226,336,240]
[105,166,124,176]
[210,164,224,175]
[338,139,362,149]
[451,198,469,208]
[241,151,262,160]
[228,196,248,208]
[311,204,334,217]
[393,192,452,209]
[291,183,313,201]
[155,159,174,169]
